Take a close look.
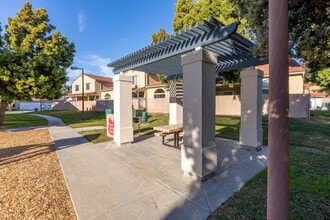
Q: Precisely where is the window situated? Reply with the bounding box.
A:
[132,75,137,85]
[262,80,269,89]
[104,93,111,100]
[75,85,79,91]
[154,89,165,98]
[86,83,91,90]
[262,79,269,94]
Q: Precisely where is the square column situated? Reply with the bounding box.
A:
[113,74,133,146]
[169,82,183,125]
[169,100,183,125]
[239,69,264,149]
[181,48,218,179]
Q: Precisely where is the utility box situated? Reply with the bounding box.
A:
[142,111,148,123]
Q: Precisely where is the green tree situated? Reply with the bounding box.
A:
[173,0,196,33]
[173,0,250,38]
[151,28,170,44]
[314,68,330,93]
[230,0,330,71]
[194,0,250,38]
[171,0,253,86]
[0,2,75,125]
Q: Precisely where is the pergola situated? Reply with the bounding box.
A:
[108,17,267,180]
[109,17,265,77]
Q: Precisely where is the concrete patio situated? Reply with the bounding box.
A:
[40,115,268,220]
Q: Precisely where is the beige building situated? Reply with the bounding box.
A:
[255,59,305,94]
[118,70,168,111]
[305,84,330,110]
[116,59,308,117]
[66,74,113,101]
[61,59,309,118]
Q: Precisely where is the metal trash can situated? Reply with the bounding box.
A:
[106,109,113,114]
[142,111,148,123]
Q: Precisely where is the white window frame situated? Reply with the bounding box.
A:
[154,89,165,99]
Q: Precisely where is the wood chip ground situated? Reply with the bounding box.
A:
[0,129,77,219]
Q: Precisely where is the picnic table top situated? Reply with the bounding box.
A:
[153,124,183,133]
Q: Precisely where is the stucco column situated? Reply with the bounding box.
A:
[113,74,133,146]
[169,82,183,125]
[181,48,217,180]
[239,69,263,149]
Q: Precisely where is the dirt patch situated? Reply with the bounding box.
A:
[0,129,77,219]
[297,147,328,156]
[310,116,330,124]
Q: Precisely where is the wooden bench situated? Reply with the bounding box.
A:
[153,124,183,147]
[154,131,178,145]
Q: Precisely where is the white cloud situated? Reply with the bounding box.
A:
[68,54,114,84]
[78,12,85,32]
[67,68,81,84]
[85,54,113,78]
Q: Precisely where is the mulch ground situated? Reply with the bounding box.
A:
[0,129,77,219]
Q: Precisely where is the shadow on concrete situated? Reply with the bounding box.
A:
[162,139,268,219]
[133,134,154,143]
[53,136,89,150]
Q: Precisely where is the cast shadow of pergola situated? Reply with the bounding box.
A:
[108,16,267,180]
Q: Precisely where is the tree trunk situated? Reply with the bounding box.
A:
[0,100,7,126]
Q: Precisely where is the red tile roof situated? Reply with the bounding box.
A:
[66,92,97,97]
[304,84,329,97]
[255,59,304,75]
[148,81,163,87]
[84,74,113,84]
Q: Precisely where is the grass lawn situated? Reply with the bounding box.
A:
[210,111,330,219]
[37,110,107,128]
[2,110,329,218]
[0,111,48,129]
[78,129,112,144]
[311,109,330,119]
[38,111,169,143]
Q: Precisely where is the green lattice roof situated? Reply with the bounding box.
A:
[108,17,266,78]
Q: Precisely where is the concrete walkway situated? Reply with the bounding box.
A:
[34,114,268,220]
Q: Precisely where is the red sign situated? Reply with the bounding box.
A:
[107,114,114,137]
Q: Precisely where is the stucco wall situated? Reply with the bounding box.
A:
[123,70,146,88]
[262,94,310,118]
[146,98,170,114]
[288,74,304,94]
[215,95,241,116]
[100,91,114,100]
[71,75,97,94]
[214,94,309,118]
[132,97,145,110]
[52,100,113,112]
[146,87,169,99]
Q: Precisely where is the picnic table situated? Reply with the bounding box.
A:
[153,124,183,148]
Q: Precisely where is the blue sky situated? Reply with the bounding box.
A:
[0,0,177,83]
